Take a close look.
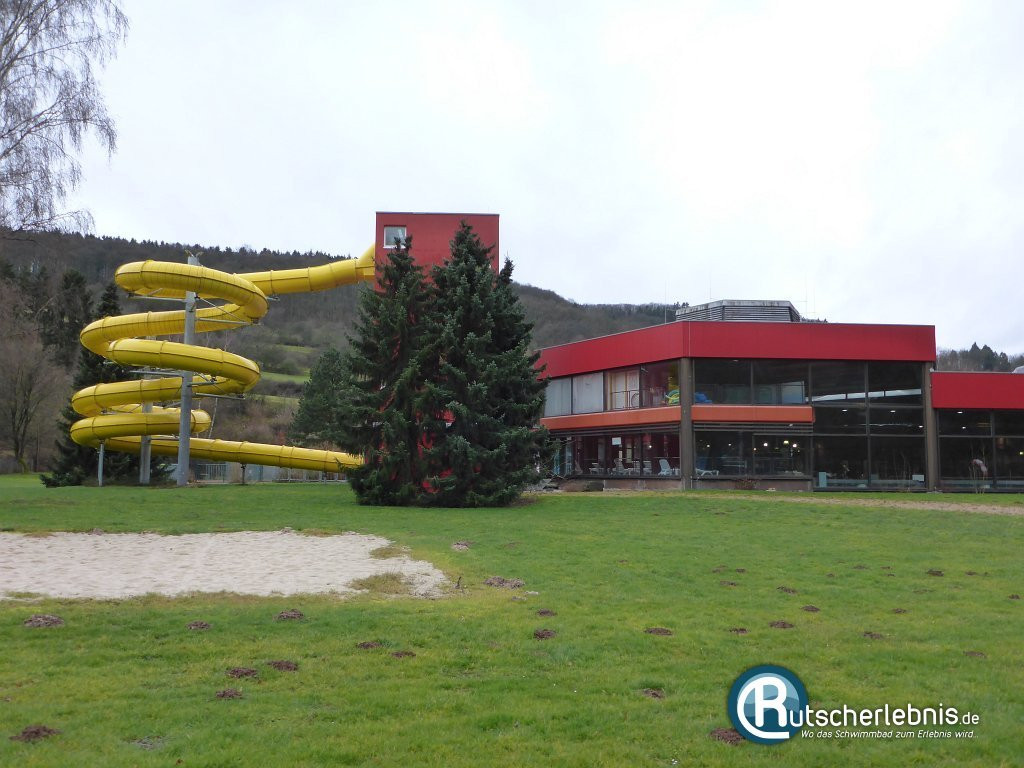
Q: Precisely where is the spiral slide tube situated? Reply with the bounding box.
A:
[68,246,377,473]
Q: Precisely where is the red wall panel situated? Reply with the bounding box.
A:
[538,321,936,378]
[540,406,681,431]
[375,212,499,273]
[931,372,1024,410]
[691,405,814,423]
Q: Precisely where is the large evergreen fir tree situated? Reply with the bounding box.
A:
[288,347,346,447]
[328,237,433,505]
[418,222,549,507]
[42,283,141,487]
[40,269,93,369]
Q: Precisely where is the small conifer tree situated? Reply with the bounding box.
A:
[289,347,346,447]
[42,282,140,486]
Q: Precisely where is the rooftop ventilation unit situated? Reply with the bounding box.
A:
[675,300,802,323]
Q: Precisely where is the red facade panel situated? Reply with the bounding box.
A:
[538,323,683,378]
[691,405,814,423]
[538,321,936,378]
[540,406,681,432]
[931,372,1024,410]
[375,212,499,272]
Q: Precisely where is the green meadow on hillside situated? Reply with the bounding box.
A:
[0,476,1021,767]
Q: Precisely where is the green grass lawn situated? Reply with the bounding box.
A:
[259,371,309,385]
[0,475,1022,766]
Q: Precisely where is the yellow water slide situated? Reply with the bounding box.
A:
[69,247,377,473]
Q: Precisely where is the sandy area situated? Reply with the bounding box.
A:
[0,530,447,600]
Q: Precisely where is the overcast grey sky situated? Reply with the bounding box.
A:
[70,0,1024,353]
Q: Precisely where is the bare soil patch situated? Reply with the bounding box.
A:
[641,688,665,699]
[22,614,63,628]
[186,620,210,631]
[533,628,556,640]
[801,605,820,613]
[356,641,382,649]
[484,576,524,589]
[644,627,673,636]
[863,631,884,640]
[536,609,557,617]
[227,667,258,679]
[276,609,304,621]
[893,608,908,614]
[728,627,748,635]
[391,650,416,658]
[778,586,798,594]
[710,727,743,745]
[451,540,473,551]
[216,688,242,699]
[10,725,59,742]
[927,569,944,577]
[267,660,299,671]
[964,650,986,658]
[769,621,794,629]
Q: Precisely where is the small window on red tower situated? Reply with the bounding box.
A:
[383,225,406,248]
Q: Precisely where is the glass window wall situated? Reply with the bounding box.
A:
[694,360,750,404]
[544,378,572,417]
[605,367,640,411]
[995,437,1024,489]
[641,361,680,407]
[937,410,992,436]
[813,436,869,488]
[753,361,809,404]
[572,372,604,414]
[695,431,749,475]
[870,436,926,487]
[814,406,867,433]
[810,361,866,402]
[868,407,924,434]
[752,434,808,475]
[868,362,923,403]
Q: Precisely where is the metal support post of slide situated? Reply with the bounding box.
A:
[176,252,200,486]
[97,440,105,487]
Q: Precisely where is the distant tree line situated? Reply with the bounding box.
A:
[936,344,1024,372]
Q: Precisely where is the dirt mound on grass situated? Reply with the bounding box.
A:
[276,609,304,621]
[533,628,556,640]
[10,725,59,742]
[23,614,64,628]
[186,620,210,631]
[216,688,242,699]
[641,688,665,699]
[267,660,298,671]
[227,667,258,678]
[769,621,793,629]
[484,576,525,589]
[644,627,673,636]
[710,727,743,745]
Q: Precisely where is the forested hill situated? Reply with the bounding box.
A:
[0,230,677,351]
[3,230,1020,368]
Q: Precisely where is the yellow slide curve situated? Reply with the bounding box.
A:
[69,247,377,473]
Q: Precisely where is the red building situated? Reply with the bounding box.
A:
[374,212,499,272]
[536,304,1024,492]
